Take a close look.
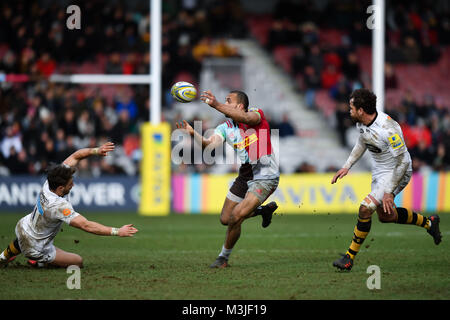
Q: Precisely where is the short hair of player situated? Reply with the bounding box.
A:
[230,90,249,111]
[47,163,76,190]
[350,89,377,115]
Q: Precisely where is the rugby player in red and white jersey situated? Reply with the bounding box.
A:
[176,90,280,268]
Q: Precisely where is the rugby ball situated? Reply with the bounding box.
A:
[171,81,197,103]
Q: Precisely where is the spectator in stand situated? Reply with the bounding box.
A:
[59,108,79,137]
[303,65,321,109]
[335,102,353,147]
[331,78,352,103]
[115,91,138,121]
[291,47,307,75]
[321,64,342,89]
[4,147,29,175]
[306,45,323,75]
[341,52,360,82]
[402,36,421,63]
[193,37,214,62]
[105,52,123,74]
[77,110,95,139]
[111,109,137,145]
[410,140,435,171]
[433,143,448,171]
[1,125,22,159]
[401,90,419,125]
[384,63,398,89]
[417,94,435,122]
[420,38,441,64]
[36,53,56,76]
[295,162,317,173]
[278,113,296,138]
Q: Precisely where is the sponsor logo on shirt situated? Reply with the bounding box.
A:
[388,134,404,149]
[233,133,258,150]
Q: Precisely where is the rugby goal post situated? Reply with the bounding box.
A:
[372,0,385,112]
[50,0,171,216]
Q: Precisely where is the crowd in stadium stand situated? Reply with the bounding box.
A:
[0,0,244,176]
[1,0,449,177]
[251,0,450,172]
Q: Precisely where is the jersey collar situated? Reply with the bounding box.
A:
[366,112,378,127]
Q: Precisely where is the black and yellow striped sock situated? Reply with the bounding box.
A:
[1,239,21,260]
[346,216,372,260]
[395,207,431,230]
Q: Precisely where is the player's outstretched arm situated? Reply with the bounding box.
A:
[200,90,260,125]
[70,215,138,237]
[63,142,115,167]
[331,136,366,184]
[331,168,349,184]
[175,120,223,149]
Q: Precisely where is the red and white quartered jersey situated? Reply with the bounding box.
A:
[214,107,279,179]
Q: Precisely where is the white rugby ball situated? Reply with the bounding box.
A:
[170,81,197,103]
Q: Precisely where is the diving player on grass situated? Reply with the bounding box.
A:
[0,142,138,268]
[331,89,442,271]
[176,90,280,268]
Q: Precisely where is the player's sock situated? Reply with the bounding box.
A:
[251,206,263,217]
[218,245,232,260]
[346,216,371,260]
[1,238,21,260]
[395,207,431,230]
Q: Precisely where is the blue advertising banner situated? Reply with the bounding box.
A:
[0,176,139,212]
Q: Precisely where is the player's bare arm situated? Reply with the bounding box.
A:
[200,90,261,125]
[63,142,115,167]
[70,215,138,237]
[176,120,223,149]
[331,136,367,184]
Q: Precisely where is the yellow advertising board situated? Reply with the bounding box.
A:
[139,122,171,216]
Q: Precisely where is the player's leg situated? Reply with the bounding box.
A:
[223,175,277,227]
[333,195,377,271]
[220,195,241,226]
[210,178,279,268]
[210,192,262,268]
[225,192,262,249]
[376,171,441,244]
[0,238,21,267]
[49,247,83,268]
[247,178,279,228]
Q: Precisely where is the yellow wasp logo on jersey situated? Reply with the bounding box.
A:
[388,134,404,149]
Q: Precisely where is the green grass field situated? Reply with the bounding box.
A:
[0,212,449,300]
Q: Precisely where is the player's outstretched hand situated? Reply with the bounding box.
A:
[331,168,349,184]
[118,224,138,237]
[175,120,194,136]
[98,142,115,156]
[200,90,218,108]
[382,193,396,215]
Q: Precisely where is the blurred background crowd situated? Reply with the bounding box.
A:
[0,0,449,177]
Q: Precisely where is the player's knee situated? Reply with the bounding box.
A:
[219,216,228,226]
[229,211,244,227]
[358,205,373,219]
[378,214,396,223]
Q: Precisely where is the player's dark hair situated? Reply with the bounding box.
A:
[46,163,76,190]
[230,90,249,111]
[350,89,377,115]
